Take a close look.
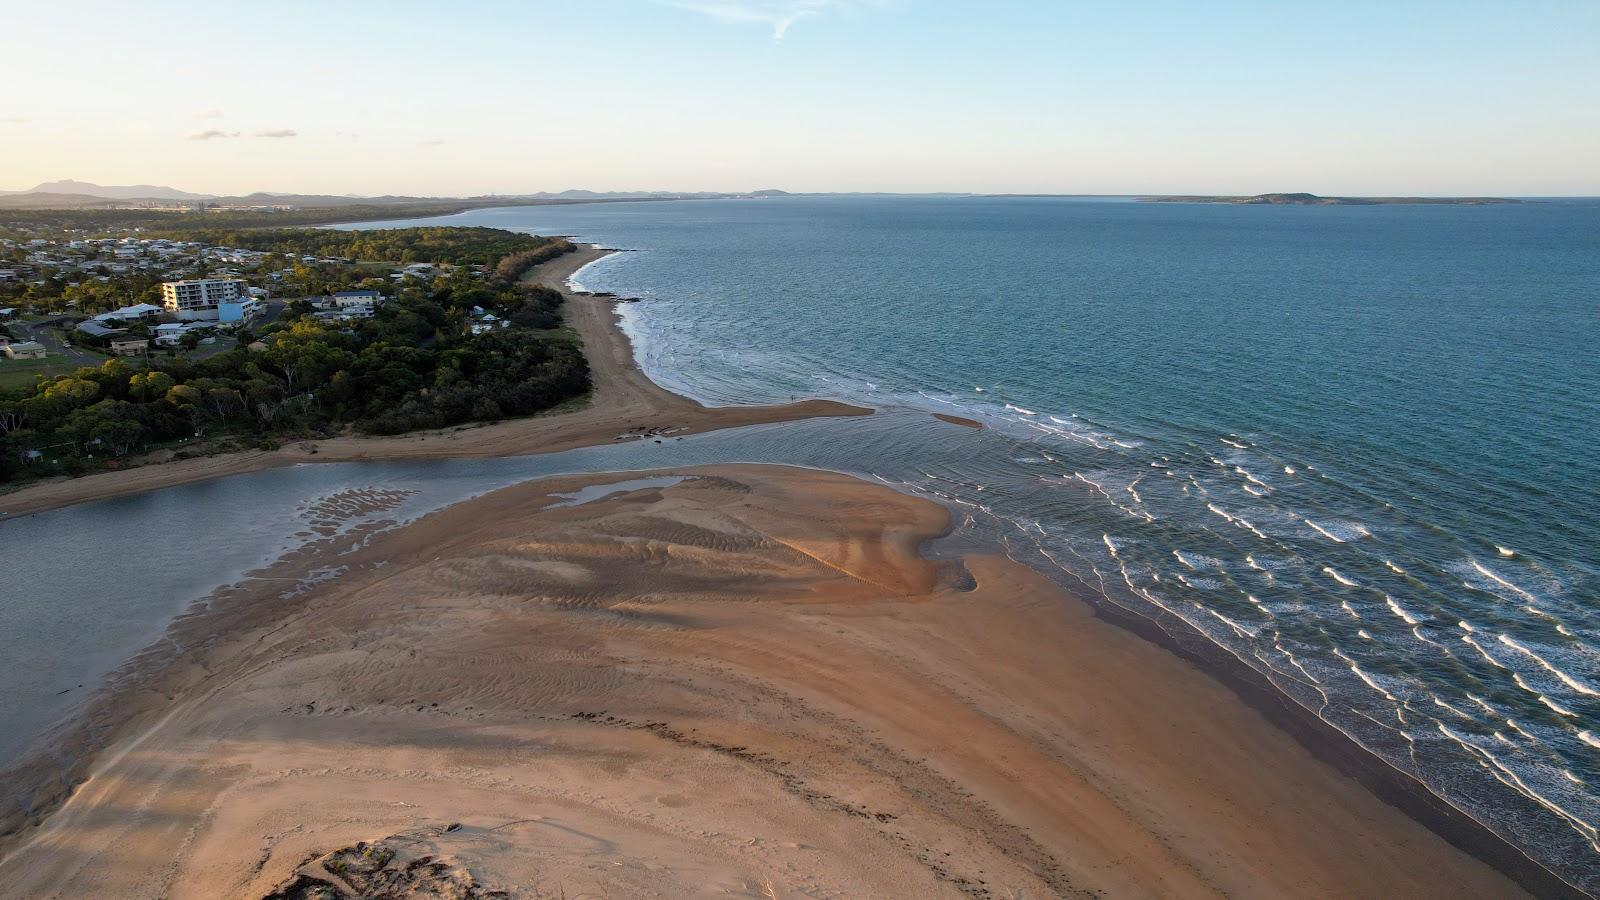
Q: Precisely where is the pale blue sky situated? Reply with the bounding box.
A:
[5,1,1597,195]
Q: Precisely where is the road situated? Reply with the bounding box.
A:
[14,318,94,363]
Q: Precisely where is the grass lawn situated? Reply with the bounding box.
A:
[0,356,81,390]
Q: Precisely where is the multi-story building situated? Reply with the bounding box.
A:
[160,278,246,321]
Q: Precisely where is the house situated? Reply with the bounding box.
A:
[312,305,376,322]
[313,289,383,309]
[0,307,17,319]
[3,341,46,360]
[109,336,150,357]
[93,302,164,324]
[74,320,125,341]
[153,321,213,346]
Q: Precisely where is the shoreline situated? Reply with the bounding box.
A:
[0,244,869,520]
[0,236,1583,896]
[0,465,1529,898]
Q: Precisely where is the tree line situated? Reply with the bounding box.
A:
[161,227,573,268]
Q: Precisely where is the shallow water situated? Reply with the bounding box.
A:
[351,195,1600,886]
[1,195,1595,888]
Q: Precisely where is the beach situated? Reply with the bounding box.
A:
[0,465,1523,898]
[0,246,868,520]
[0,236,1573,898]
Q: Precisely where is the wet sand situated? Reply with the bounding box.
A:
[0,466,1524,898]
[0,247,868,519]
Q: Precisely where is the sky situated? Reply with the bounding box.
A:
[4,0,1597,196]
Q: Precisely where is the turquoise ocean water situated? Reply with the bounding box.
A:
[3,196,1594,889]
[358,195,1600,886]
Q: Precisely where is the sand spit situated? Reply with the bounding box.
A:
[0,466,1520,899]
[0,247,868,519]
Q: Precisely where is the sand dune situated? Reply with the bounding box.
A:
[0,466,1520,898]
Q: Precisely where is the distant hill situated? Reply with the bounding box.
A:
[1142,192,1522,205]
[0,192,175,210]
[0,184,787,210]
[7,180,214,201]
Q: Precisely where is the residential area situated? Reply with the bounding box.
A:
[0,223,584,482]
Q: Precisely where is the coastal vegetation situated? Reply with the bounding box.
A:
[0,229,588,484]
[159,226,573,268]
[0,203,504,239]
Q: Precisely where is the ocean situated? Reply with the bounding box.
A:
[355,194,1600,886]
[2,196,1594,889]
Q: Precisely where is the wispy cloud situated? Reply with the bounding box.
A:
[654,0,889,38]
[189,129,239,141]
[254,128,298,139]
[195,109,224,120]
[419,139,446,147]
[0,116,28,124]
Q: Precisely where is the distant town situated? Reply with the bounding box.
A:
[1,233,487,366]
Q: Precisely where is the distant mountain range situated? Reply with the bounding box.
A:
[0,180,213,201]
[0,181,794,210]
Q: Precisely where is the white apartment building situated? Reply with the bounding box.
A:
[161,278,247,321]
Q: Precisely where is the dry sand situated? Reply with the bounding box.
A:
[0,466,1523,899]
[0,247,868,519]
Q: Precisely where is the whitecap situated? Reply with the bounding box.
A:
[1579,731,1600,750]
[1004,403,1037,416]
[1207,503,1269,540]
[1340,600,1362,620]
[1497,635,1599,696]
[1385,595,1422,626]
[1172,549,1224,571]
[1467,559,1540,603]
[1305,518,1347,542]
[1283,465,1297,475]
[1233,466,1272,491]
[1438,724,1600,852]
[1511,672,1579,717]
[1207,607,1256,639]
[1323,566,1360,587]
[1496,545,1516,558]
[1333,648,1400,702]
[1467,693,1498,714]
[1460,632,1510,669]
[1384,559,1407,576]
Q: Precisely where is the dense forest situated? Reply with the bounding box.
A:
[162,227,573,268]
[0,204,491,239]
[0,247,587,484]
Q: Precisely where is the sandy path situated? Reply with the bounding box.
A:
[0,247,867,519]
[0,466,1523,899]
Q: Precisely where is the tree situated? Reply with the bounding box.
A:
[42,377,100,408]
[129,371,175,402]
